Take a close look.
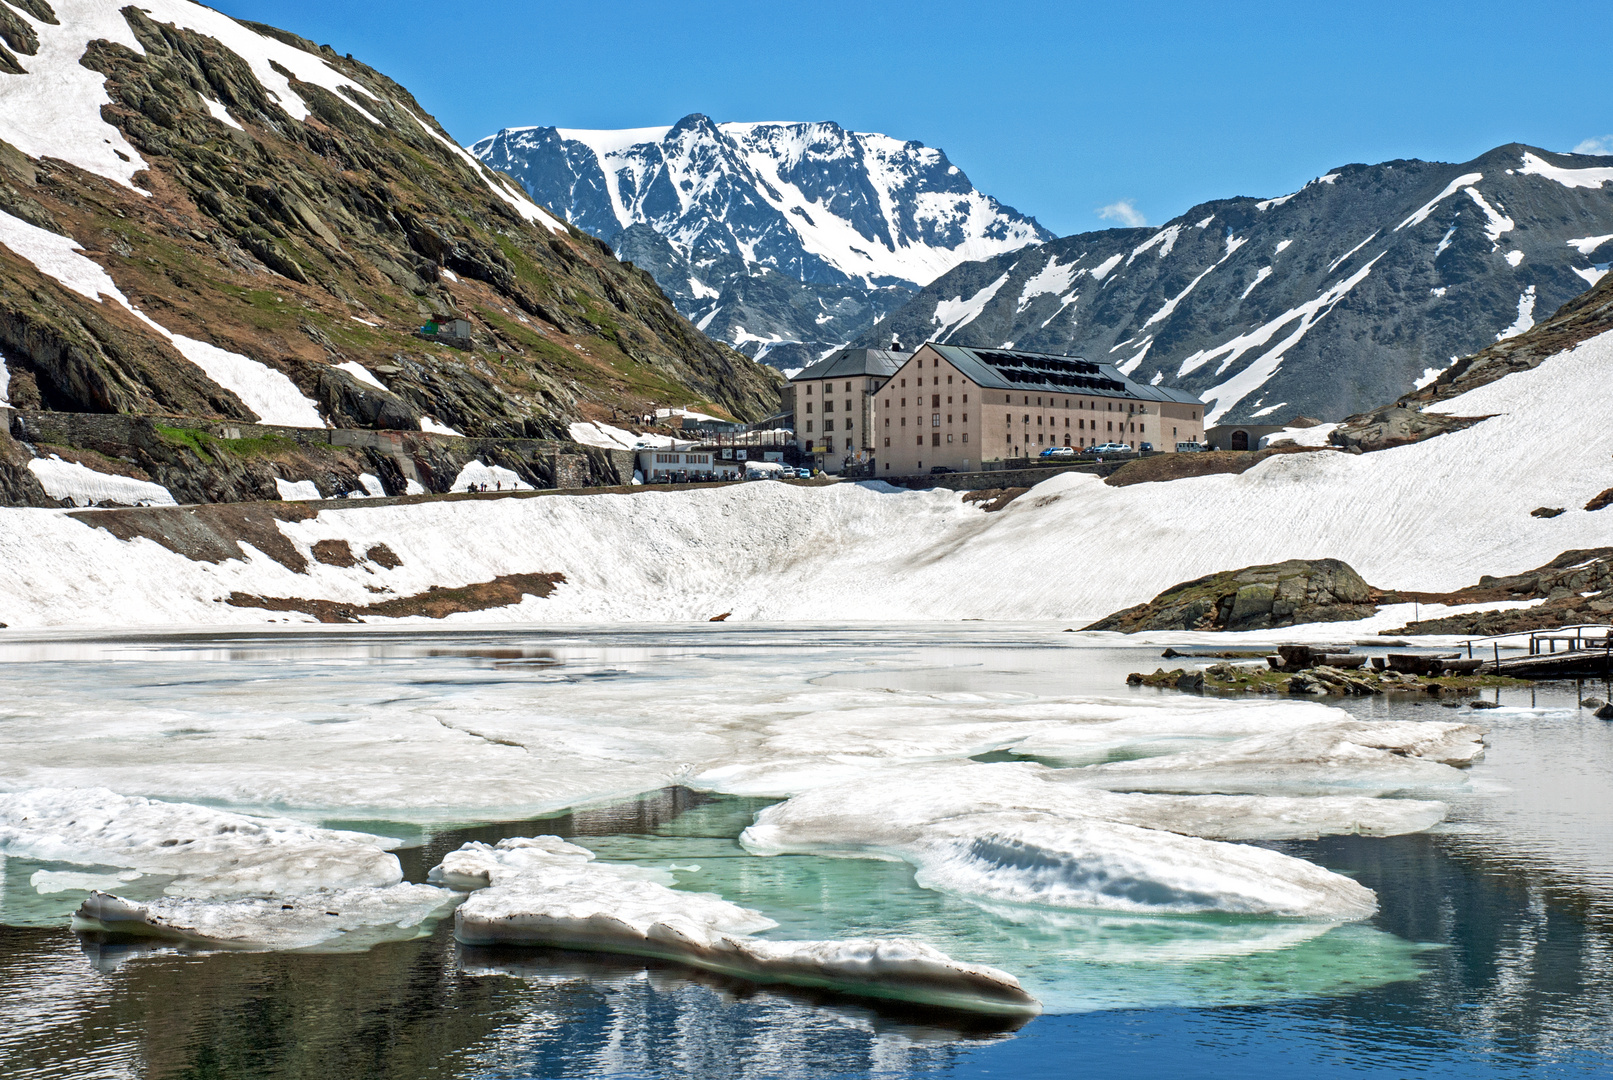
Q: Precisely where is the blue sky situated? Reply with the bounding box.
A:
[215,0,1611,237]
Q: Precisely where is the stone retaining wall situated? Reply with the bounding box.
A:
[879,461,1125,492]
[3,408,634,505]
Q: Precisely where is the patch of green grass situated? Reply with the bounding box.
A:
[155,424,217,463]
[493,236,553,293]
[155,425,297,462]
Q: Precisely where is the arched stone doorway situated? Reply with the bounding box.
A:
[1231,429,1250,451]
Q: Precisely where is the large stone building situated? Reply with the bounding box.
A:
[874,345,1205,475]
[786,347,909,473]
[789,343,1205,475]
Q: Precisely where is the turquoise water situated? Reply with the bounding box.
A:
[0,626,1610,1078]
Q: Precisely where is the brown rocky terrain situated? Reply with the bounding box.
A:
[1083,559,1377,632]
[1101,445,1316,487]
[1085,547,1613,638]
[1382,548,1613,635]
[0,3,780,504]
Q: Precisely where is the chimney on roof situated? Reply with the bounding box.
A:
[891,333,902,352]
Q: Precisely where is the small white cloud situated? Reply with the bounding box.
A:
[1097,199,1147,227]
[1572,136,1613,156]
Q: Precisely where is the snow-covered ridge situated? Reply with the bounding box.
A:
[0,0,563,231]
[864,145,1613,423]
[471,116,1051,366]
[474,118,1048,290]
[0,208,325,426]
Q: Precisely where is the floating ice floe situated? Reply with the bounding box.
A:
[1077,719,1485,796]
[72,884,455,951]
[0,788,462,950]
[0,788,402,897]
[440,836,1041,1016]
[739,760,1430,918]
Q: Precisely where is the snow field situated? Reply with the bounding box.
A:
[26,456,176,507]
[419,416,464,436]
[3,328,1613,630]
[450,460,532,492]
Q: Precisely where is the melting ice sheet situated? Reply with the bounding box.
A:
[0,628,1485,1011]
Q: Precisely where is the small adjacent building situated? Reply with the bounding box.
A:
[873,344,1205,475]
[1204,416,1324,452]
[786,347,910,473]
[637,446,741,482]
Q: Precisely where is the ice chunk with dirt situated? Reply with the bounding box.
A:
[899,814,1376,918]
[71,884,455,951]
[441,836,1040,1015]
[0,788,403,896]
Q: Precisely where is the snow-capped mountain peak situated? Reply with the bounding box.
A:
[472,116,1051,367]
[861,144,1613,424]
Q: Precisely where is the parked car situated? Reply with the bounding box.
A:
[1089,442,1133,454]
[929,465,957,474]
[1138,442,1154,452]
[1175,441,1207,453]
[1040,446,1077,459]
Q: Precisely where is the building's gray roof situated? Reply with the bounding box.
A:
[790,348,910,382]
[926,344,1203,405]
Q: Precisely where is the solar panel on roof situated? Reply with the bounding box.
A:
[970,350,1127,393]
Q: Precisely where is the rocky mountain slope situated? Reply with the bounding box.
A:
[472,117,1051,370]
[1333,261,1613,451]
[858,144,1613,423]
[0,0,778,459]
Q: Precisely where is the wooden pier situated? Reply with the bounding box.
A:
[1466,624,1613,679]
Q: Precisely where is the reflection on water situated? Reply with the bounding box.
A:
[2,827,1609,1079]
[0,626,1610,1078]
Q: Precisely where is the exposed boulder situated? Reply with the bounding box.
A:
[1329,406,1481,454]
[1084,558,1377,633]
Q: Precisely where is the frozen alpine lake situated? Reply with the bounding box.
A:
[1,624,1611,1078]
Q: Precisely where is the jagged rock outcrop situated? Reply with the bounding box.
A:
[0,413,52,506]
[1085,558,1377,632]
